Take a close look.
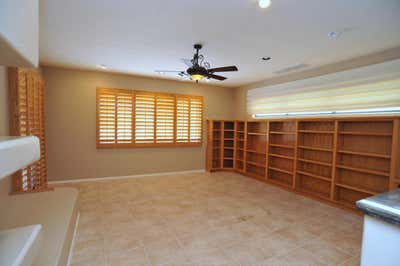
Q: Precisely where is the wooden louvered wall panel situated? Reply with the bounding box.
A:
[8,68,50,193]
[96,88,203,148]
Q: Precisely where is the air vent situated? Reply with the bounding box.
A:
[274,63,309,75]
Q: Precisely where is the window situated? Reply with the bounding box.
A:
[248,59,400,118]
[96,88,203,148]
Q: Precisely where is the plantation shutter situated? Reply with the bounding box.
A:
[176,96,190,143]
[96,88,203,147]
[135,91,155,144]
[155,94,175,144]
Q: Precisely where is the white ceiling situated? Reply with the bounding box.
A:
[39,0,400,87]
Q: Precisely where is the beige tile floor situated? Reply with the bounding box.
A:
[66,171,362,266]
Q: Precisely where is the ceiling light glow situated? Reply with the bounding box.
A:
[97,64,107,69]
[259,0,271,8]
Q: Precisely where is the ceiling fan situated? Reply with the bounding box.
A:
[155,44,238,82]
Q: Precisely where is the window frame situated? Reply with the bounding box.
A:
[96,87,204,148]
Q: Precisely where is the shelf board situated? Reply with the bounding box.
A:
[269,153,294,160]
[337,150,391,159]
[224,129,235,132]
[334,200,357,210]
[269,143,295,149]
[248,132,268,136]
[268,166,293,175]
[245,171,266,181]
[212,147,220,150]
[236,159,244,162]
[246,161,266,168]
[297,170,331,182]
[246,149,266,155]
[237,139,245,141]
[336,164,390,177]
[267,178,293,189]
[237,130,245,133]
[224,138,235,140]
[224,147,234,150]
[298,130,334,134]
[297,188,330,201]
[298,145,333,152]
[270,131,296,135]
[335,183,376,195]
[297,158,333,167]
[339,131,392,137]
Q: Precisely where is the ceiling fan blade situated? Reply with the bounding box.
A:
[180,58,193,67]
[155,70,183,73]
[208,74,227,81]
[208,66,238,73]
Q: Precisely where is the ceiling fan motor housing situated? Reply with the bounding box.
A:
[187,65,208,77]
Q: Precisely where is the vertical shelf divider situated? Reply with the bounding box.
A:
[293,121,299,190]
[220,121,224,169]
[233,121,238,170]
[243,121,248,173]
[330,120,339,201]
[389,118,399,190]
[265,121,270,180]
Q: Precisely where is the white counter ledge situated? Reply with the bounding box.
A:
[0,225,42,266]
[0,136,40,179]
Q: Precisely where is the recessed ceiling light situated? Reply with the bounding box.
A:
[259,0,272,9]
[97,64,107,69]
[328,31,340,39]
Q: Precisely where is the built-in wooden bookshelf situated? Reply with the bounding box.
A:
[207,117,400,212]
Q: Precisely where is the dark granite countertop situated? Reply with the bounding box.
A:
[356,189,400,226]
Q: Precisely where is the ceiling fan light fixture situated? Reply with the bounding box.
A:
[190,74,205,81]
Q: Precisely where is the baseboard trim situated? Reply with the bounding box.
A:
[48,169,206,184]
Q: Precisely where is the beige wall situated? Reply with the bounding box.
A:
[43,67,236,181]
[234,46,400,120]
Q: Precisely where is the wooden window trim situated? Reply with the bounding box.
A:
[96,87,203,148]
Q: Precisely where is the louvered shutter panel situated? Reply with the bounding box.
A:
[97,89,117,145]
[189,97,203,143]
[176,96,190,143]
[116,90,133,144]
[9,68,49,193]
[135,91,155,144]
[156,94,175,144]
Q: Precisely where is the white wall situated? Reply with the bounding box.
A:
[0,0,39,67]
